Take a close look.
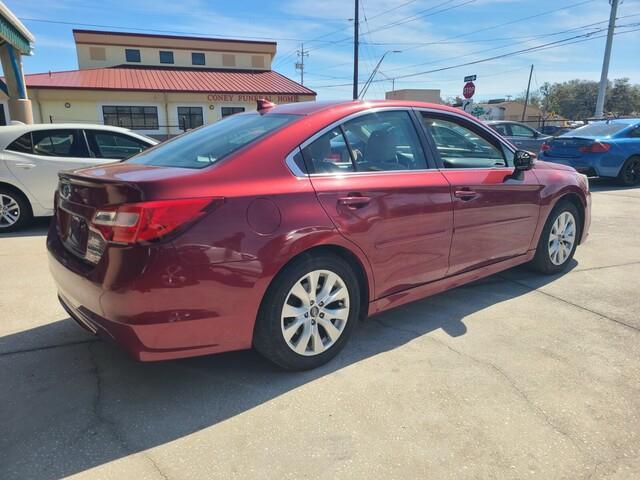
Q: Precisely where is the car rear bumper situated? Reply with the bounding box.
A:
[539,153,623,178]
[47,222,262,361]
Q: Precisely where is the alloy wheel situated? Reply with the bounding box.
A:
[0,193,20,229]
[622,157,640,185]
[548,211,576,266]
[281,269,350,356]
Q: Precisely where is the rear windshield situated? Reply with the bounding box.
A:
[128,113,299,169]
[562,123,628,138]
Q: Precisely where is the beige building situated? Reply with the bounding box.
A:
[385,89,442,104]
[3,30,315,137]
[474,100,544,124]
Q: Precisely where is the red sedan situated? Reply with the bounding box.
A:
[47,100,591,370]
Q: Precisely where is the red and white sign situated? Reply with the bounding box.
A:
[463,81,475,99]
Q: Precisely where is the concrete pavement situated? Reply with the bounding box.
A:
[0,179,638,480]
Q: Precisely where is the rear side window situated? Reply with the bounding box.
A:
[341,111,428,172]
[491,124,509,136]
[31,130,87,158]
[6,133,32,153]
[86,130,151,160]
[128,113,299,169]
[302,128,355,174]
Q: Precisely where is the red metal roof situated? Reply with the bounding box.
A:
[24,68,316,96]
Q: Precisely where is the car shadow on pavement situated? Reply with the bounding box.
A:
[0,217,51,238]
[588,178,639,193]
[0,263,572,480]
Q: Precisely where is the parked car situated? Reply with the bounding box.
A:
[48,100,590,370]
[486,120,552,152]
[0,123,157,232]
[538,118,640,185]
[539,125,573,137]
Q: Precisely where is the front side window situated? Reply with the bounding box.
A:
[627,126,640,138]
[510,124,536,138]
[221,107,245,118]
[302,128,355,174]
[31,130,86,158]
[86,130,151,160]
[421,115,506,169]
[125,49,141,62]
[177,106,204,130]
[192,52,205,65]
[159,51,174,64]
[102,106,159,130]
[128,113,299,169]
[6,133,33,153]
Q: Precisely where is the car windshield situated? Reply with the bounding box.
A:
[128,113,300,169]
[562,122,628,138]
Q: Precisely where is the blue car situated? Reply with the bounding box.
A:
[538,119,640,185]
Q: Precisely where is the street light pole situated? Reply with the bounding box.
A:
[359,50,401,99]
[595,0,619,118]
[353,0,359,100]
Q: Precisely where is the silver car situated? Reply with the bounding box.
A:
[486,121,552,153]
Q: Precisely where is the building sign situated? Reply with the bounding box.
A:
[206,94,300,103]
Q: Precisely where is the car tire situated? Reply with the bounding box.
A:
[253,252,361,371]
[617,156,640,186]
[0,187,32,233]
[530,200,580,275]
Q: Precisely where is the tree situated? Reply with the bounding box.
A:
[535,78,640,119]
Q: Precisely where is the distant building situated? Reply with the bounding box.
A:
[385,89,442,104]
[473,100,544,125]
[3,30,315,137]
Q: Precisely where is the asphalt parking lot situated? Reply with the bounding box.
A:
[1,180,639,480]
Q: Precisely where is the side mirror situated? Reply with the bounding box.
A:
[514,150,534,171]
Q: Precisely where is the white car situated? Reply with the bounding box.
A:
[0,124,157,232]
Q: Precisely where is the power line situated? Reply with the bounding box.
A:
[304,16,632,82]
[309,25,640,89]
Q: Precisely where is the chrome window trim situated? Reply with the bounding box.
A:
[284,106,440,177]
[283,105,519,177]
[285,147,307,177]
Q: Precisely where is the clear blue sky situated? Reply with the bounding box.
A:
[9,0,640,102]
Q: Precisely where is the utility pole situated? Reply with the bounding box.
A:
[353,0,359,100]
[595,0,619,118]
[521,64,534,122]
[295,43,309,85]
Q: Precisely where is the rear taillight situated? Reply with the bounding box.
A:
[540,142,552,152]
[579,141,611,153]
[91,197,222,244]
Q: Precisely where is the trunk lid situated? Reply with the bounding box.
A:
[55,163,200,262]
[545,137,593,158]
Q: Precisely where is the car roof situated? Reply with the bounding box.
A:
[265,99,469,117]
[485,120,531,126]
[593,118,640,125]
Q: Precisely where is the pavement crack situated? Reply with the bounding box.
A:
[572,260,640,273]
[85,343,170,480]
[498,275,640,333]
[0,339,99,357]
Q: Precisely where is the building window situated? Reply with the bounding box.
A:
[192,52,205,65]
[221,107,245,118]
[102,106,159,130]
[251,55,265,69]
[177,106,204,130]
[125,49,141,63]
[222,54,236,67]
[90,47,106,61]
[159,51,174,64]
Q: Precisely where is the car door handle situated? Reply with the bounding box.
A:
[15,163,36,169]
[338,195,371,208]
[454,189,478,200]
